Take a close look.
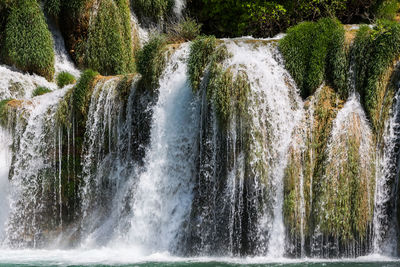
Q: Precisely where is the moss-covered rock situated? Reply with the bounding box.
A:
[136,34,167,92]
[284,86,344,256]
[59,0,136,76]
[317,98,375,248]
[131,0,174,24]
[1,0,55,80]
[352,20,400,139]
[188,36,218,92]
[56,72,76,88]
[279,18,348,99]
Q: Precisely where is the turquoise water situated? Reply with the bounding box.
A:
[0,262,400,267]
[0,250,399,267]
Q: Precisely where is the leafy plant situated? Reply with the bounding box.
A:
[166,17,202,43]
[84,0,135,76]
[32,86,52,97]
[57,72,76,88]
[188,36,217,92]
[279,18,347,98]
[1,0,55,80]
[72,69,98,116]
[131,0,174,23]
[136,34,167,92]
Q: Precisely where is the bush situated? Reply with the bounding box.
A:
[1,0,55,81]
[131,0,174,23]
[136,35,167,92]
[187,0,395,38]
[32,86,52,97]
[57,72,76,88]
[44,0,61,17]
[84,0,135,76]
[352,20,400,132]
[279,18,347,98]
[167,17,202,43]
[376,0,399,20]
[72,69,98,116]
[188,36,217,92]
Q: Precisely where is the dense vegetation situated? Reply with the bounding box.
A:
[1,0,55,80]
[352,20,400,135]
[279,18,347,98]
[57,72,76,88]
[135,35,167,92]
[132,0,174,23]
[48,0,135,76]
[187,0,399,38]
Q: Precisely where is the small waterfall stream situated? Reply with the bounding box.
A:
[373,88,400,255]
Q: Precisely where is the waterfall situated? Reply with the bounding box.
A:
[4,89,68,248]
[127,44,199,253]
[373,88,400,255]
[187,39,303,256]
[47,20,80,78]
[225,40,303,257]
[0,128,12,244]
[312,93,375,257]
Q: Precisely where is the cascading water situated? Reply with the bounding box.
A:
[373,88,400,255]
[187,39,303,256]
[127,44,199,254]
[4,89,68,248]
[0,128,12,244]
[312,93,375,257]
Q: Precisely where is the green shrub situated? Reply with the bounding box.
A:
[167,17,202,43]
[57,72,76,88]
[376,0,399,20]
[32,86,52,97]
[279,18,347,98]
[1,0,55,81]
[84,0,135,76]
[131,0,174,23]
[352,20,400,132]
[188,36,217,92]
[72,69,98,116]
[136,34,167,92]
[44,0,61,17]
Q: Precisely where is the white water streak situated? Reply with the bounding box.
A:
[128,44,199,253]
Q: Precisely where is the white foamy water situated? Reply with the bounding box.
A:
[223,40,303,257]
[373,89,400,255]
[0,129,12,243]
[48,21,80,78]
[128,44,199,253]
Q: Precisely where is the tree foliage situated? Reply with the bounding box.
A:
[187,0,399,37]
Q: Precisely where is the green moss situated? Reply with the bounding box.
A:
[279,18,347,98]
[136,34,167,92]
[352,20,400,135]
[56,72,76,88]
[283,86,344,246]
[167,17,202,43]
[72,69,98,116]
[0,99,12,126]
[84,0,135,76]
[131,0,174,23]
[1,0,55,80]
[188,36,218,92]
[32,86,52,97]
